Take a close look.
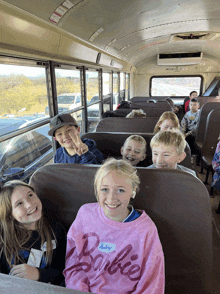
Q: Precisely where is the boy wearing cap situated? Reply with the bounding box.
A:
[48,113,104,164]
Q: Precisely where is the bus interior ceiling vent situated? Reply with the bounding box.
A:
[157,52,203,66]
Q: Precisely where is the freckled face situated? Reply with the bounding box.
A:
[159,119,175,131]
[152,144,185,169]
[98,171,134,222]
[121,140,146,166]
[11,186,42,230]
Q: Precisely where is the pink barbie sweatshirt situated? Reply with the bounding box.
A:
[64,203,165,294]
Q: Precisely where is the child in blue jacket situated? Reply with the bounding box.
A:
[48,113,104,164]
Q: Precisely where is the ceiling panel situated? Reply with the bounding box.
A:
[2,0,220,66]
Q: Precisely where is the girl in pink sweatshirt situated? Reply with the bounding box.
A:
[64,158,165,293]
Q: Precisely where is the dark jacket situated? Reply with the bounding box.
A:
[0,222,66,285]
[54,138,104,164]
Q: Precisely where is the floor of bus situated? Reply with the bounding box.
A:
[192,161,220,294]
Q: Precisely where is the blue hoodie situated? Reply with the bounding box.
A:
[54,138,104,164]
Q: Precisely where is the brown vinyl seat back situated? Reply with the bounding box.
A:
[130,96,153,102]
[29,164,213,294]
[195,102,220,150]
[81,132,152,166]
[95,117,159,133]
[103,104,171,118]
[131,101,172,117]
[132,101,171,108]
[201,109,220,161]
[130,96,167,102]
[105,108,132,117]
[198,96,220,107]
[181,140,192,168]
[81,132,192,169]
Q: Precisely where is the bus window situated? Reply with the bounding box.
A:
[72,109,83,134]
[87,104,100,132]
[113,73,119,110]
[103,72,110,96]
[86,70,100,132]
[120,72,126,100]
[125,73,130,100]
[103,95,111,114]
[120,72,125,91]
[86,70,99,102]
[0,63,48,136]
[0,124,52,183]
[150,76,202,98]
[54,68,81,115]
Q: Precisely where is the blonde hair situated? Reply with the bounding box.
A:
[126,109,146,118]
[94,158,140,200]
[150,130,186,154]
[123,135,147,154]
[0,180,54,267]
[154,111,180,134]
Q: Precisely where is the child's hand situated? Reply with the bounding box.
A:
[69,132,89,156]
[10,264,40,280]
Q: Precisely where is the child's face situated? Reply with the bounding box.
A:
[98,170,134,222]
[54,125,80,149]
[189,92,198,99]
[152,143,185,169]
[190,102,199,112]
[11,186,42,230]
[121,139,146,166]
[159,119,175,131]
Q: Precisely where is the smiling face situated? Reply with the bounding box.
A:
[159,119,175,131]
[152,143,186,169]
[121,139,146,166]
[11,186,42,230]
[54,125,80,150]
[98,170,134,222]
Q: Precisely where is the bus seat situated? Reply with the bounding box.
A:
[95,117,159,133]
[102,108,132,118]
[198,96,220,107]
[81,132,192,169]
[131,101,172,117]
[131,96,152,102]
[82,132,153,166]
[0,273,84,294]
[130,96,168,102]
[131,101,170,107]
[200,109,220,189]
[181,141,192,169]
[195,102,220,164]
[29,164,213,294]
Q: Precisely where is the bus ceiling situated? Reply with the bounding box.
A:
[1,0,220,70]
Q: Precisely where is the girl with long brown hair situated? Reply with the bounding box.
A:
[0,180,66,285]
